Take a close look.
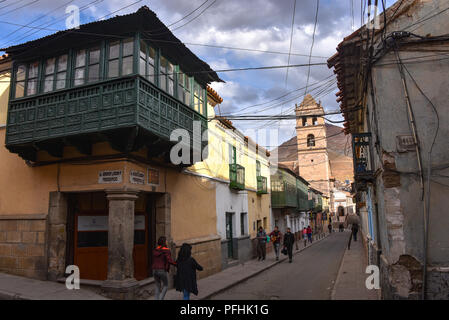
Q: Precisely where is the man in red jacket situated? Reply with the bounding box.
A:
[152,236,176,300]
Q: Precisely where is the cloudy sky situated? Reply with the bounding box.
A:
[0,0,396,148]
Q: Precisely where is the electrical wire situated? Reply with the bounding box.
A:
[0,0,39,18]
[219,74,335,116]
[149,0,218,36]
[2,0,75,43]
[0,0,27,12]
[284,0,297,88]
[0,0,105,48]
[304,0,320,95]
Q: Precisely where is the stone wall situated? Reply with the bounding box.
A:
[0,215,47,279]
[174,235,222,280]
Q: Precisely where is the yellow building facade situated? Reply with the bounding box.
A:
[188,88,271,268]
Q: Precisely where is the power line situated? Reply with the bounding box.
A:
[166,0,210,28]
[0,0,26,12]
[0,0,105,48]
[220,74,335,116]
[0,20,331,59]
[304,0,320,95]
[0,62,330,83]
[2,0,75,43]
[0,0,39,18]
[1,0,144,60]
[284,0,297,88]
[149,0,218,36]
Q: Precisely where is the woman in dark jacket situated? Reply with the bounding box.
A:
[175,243,203,300]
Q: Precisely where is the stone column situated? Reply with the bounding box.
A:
[155,193,174,287]
[101,189,139,300]
[47,192,67,281]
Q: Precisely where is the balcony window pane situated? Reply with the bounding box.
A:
[167,62,174,95]
[28,62,38,79]
[45,58,55,75]
[123,38,134,56]
[140,40,147,59]
[58,54,68,71]
[15,81,24,98]
[139,57,146,77]
[184,90,190,105]
[76,50,86,67]
[89,47,100,64]
[160,74,166,91]
[56,72,66,90]
[108,60,119,78]
[148,47,155,65]
[168,78,174,95]
[88,64,99,83]
[147,62,154,83]
[44,75,54,92]
[16,64,26,81]
[74,67,85,86]
[26,79,37,95]
[160,56,167,73]
[122,56,133,75]
[109,42,119,59]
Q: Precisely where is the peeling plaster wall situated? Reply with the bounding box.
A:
[367,36,449,298]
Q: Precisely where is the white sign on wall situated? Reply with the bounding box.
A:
[98,170,122,184]
[130,170,145,185]
[135,215,145,230]
[78,216,108,231]
[78,215,145,231]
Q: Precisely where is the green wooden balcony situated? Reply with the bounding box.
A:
[256,176,268,195]
[229,164,245,190]
[271,181,297,208]
[5,75,207,163]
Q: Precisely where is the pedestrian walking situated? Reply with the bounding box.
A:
[152,236,176,300]
[269,226,282,261]
[328,223,332,234]
[302,227,308,247]
[307,225,313,243]
[352,223,359,242]
[256,226,267,261]
[175,243,203,300]
[283,228,295,263]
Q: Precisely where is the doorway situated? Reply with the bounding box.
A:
[225,212,234,259]
[69,192,154,281]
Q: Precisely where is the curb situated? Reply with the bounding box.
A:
[202,232,331,300]
[330,241,348,300]
[0,289,31,300]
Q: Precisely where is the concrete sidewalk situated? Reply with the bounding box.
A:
[0,272,107,300]
[150,233,330,300]
[331,232,379,300]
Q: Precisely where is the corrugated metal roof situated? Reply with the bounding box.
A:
[2,6,223,86]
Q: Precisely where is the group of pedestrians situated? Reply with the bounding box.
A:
[152,223,339,300]
[256,225,314,263]
[151,236,203,301]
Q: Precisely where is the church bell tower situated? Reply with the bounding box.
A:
[295,94,331,197]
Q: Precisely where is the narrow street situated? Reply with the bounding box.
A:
[211,232,349,300]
